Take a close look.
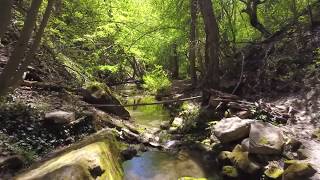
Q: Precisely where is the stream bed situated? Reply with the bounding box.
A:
[117,84,221,180]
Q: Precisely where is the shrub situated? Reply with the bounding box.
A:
[142,66,171,94]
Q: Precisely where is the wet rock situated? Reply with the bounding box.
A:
[0,155,24,171]
[160,121,171,130]
[264,161,284,179]
[44,111,75,124]
[89,166,105,178]
[121,146,138,161]
[164,140,181,149]
[283,160,316,180]
[249,122,284,155]
[222,165,238,178]
[213,117,253,143]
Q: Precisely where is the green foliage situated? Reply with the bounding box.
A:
[142,66,171,93]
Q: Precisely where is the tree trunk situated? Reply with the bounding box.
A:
[171,43,179,79]
[189,0,197,87]
[0,0,43,96]
[0,0,13,39]
[199,0,220,89]
[12,0,56,88]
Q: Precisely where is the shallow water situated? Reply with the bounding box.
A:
[126,96,170,129]
[123,151,220,180]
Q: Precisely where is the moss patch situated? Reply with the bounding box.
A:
[222,166,238,178]
[283,161,316,179]
[264,163,283,179]
[15,136,123,180]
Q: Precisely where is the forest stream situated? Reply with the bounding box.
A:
[117,84,220,180]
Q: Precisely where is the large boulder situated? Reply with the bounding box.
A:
[44,111,75,124]
[80,84,130,120]
[213,117,253,143]
[15,133,123,180]
[249,122,284,155]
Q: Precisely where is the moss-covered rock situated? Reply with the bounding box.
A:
[283,161,316,180]
[81,82,130,120]
[229,145,261,174]
[264,162,283,179]
[222,166,238,178]
[15,134,123,180]
[218,145,261,174]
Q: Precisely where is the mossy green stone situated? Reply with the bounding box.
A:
[222,166,238,178]
[264,165,284,179]
[283,161,316,180]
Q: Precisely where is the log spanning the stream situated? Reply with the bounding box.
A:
[91,96,203,107]
[90,96,254,107]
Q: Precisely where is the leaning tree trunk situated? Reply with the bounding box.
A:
[240,0,271,37]
[0,0,13,39]
[0,0,43,96]
[189,0,197,87]
[12,0,56,88]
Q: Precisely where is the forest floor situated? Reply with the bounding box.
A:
[268,88,320,179]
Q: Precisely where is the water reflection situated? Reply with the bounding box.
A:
[123,151,220,180]
[127,96,170,128]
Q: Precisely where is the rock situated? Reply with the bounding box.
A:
[249,122,284,155]
[219,145,261,174]
[218,151,232,165]
[120,146,137,161]
[15,135,123,180]
[81,86,130,120]
[44,111,75,124]
[237,111,251,119]
[241,138,250,151]
[229,145,261,174]
[160,121,171,130]
[172,117,184,128]
[222,166,238,178]
[283,161,316,180]
[164,140,181,149]
[39,164,93,180]
[213,117,253,143]
[264,161,284,179]
[284,138,302,152]
[0,155,24,171]
[297,148,309,160]
[283,138,302,160]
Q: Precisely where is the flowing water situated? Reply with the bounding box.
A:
[116,84,221,180]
